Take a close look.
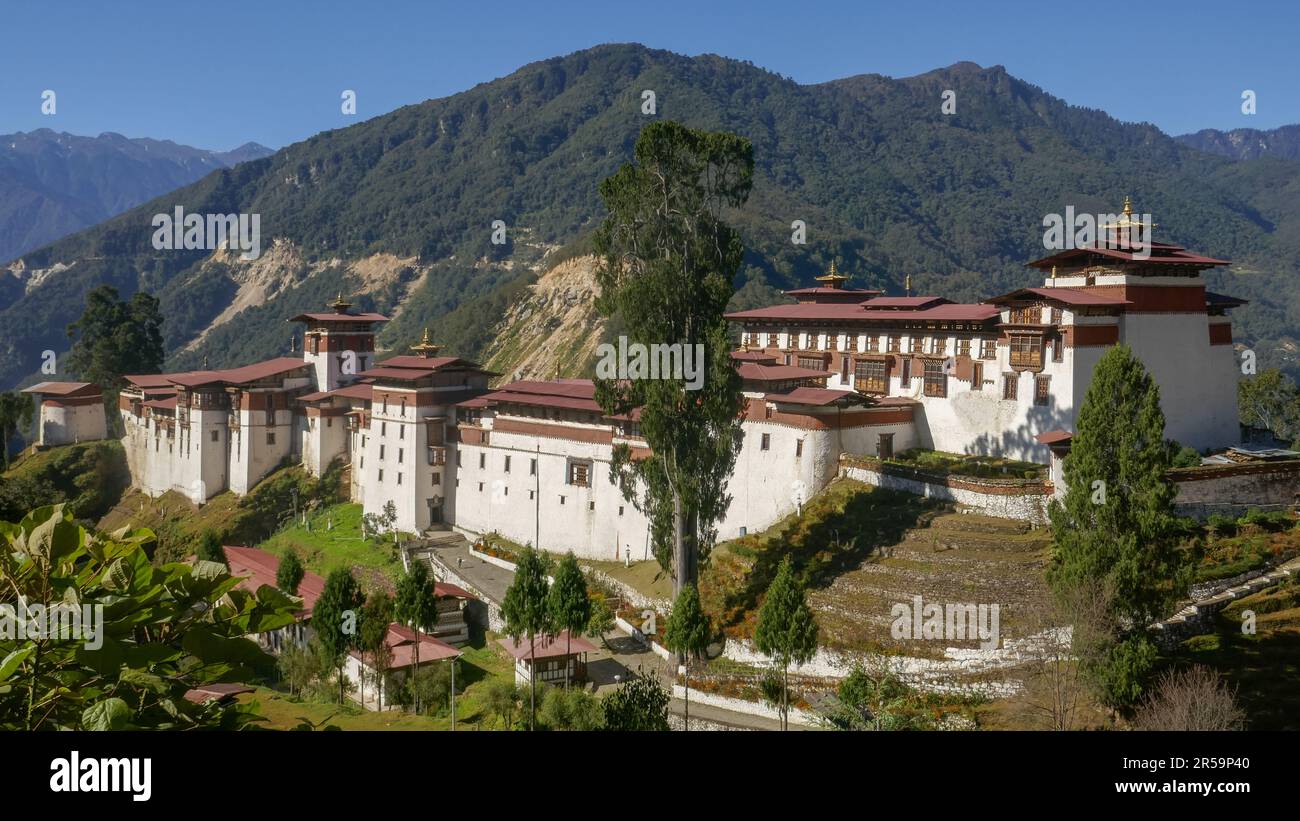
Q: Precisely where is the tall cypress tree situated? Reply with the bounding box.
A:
[754,556,819,730]
[546,553,591,690]
[1047,344,1186,625]
[501,547,552,731]
[314,568,365,704]
[592,121,753,596]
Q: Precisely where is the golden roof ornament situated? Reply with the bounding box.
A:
[1102,196,1158,241]
[409,328,443,358]
[814,260,850,289]
[1051,265,1057,280]
[329,292,353,314]
[904,273,912,296]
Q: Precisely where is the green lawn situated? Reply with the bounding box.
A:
[582,558,674,603]
[245,635,519,731]
[260,502,405,594]
[885,448,1046,480]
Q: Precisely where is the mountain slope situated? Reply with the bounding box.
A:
[1177,125,1300,162]
[0,129,273,263]
[4,44,1300,391]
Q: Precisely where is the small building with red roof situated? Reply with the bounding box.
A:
[497,630,597,687]
[20,381,107,447]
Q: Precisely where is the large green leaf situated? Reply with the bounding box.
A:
[82,697,132,730]
[0,646,35,682]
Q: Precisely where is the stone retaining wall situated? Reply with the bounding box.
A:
[840,455,1051,524]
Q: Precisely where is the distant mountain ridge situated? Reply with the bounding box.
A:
[4,44,1300,393]
[1176,125,1300,161]
[0,129,273,262]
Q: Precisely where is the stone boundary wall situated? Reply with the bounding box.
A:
[670,685,819,727]
[1169,460,1300,521]
[615,614,674,662]
[581,564,672,615]
[421,550,504,633]
[840,455,1051,524]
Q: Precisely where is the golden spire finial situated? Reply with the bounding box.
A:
[905,273,912,296]
[409,327,442,358]
[814,260,850,289]
[1122,195,1133,217]
[329,291,352,314]
[1051,265,1057,280]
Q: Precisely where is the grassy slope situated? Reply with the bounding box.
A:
[259,502,404,596]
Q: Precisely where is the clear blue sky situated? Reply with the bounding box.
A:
[2,0,1296,151]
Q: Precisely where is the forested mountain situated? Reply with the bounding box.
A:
[0,129,273,263]
[3,44,1300,391]
[1177,125,1300,162]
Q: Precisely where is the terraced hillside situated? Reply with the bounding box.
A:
[810,512,1053,658]
[699,478,1053,660]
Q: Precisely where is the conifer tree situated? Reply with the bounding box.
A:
[754,556,819,730]
[394,559,438,712]
[1047,344,1188,711]
[314,568,365,704]
[501,546,552,730]
[546,553,591,690]
[276,549,305,596]
[664,583,711,730]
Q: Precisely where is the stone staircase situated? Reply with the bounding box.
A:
[1151,556,1300,648]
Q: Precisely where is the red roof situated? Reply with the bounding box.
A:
[730,351,780,363]
[131,357,311,389]
[727,302,1000,323]
[143,396,178,411]
[859,296,949,309]
[289,312,389,323]
[766,387,865,406]
[434,581,476,600]
[356,366,437,381]
[482,379,606,414]
[223,545,325,619]
[356,622,461,669]
[497,630,597,661]
[1206,291,1249,308]
[1034,430,1074,445]
[21,381,99,397]
[988,287,1130,307]
[1027,242,1229,270]
[737,362,830,382]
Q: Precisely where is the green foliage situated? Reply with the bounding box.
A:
[0,440,128,524]
[593,121,753,587]
[397,660,453,716]
[1085,634,1160,713]
[196,529,226,565]
[1048,345,1187,627]
[1238,368,1300,441]
[754,555,820,729]
[0,391,33,468]
[546,552,591,689]
[483,677,526,729]
[828,664,970,730]
[65,285,165,396]
[538,684,604,730]
[501,545,553,729]
[664,584,711,660]
[312,568,365,701]
[601,672,671,731]
[277,637,331,699]
[1170,444,1203,468]
[0,503,300,729]
[277,549,305,595]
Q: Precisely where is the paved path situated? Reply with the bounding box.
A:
[416,536,804,731]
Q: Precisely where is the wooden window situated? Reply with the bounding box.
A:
[798,356,823,371]
[796,439,803,458]
[931,336,947,356]
[1011,306,1040,324]
[865,334,878,353]
[504,455,511,473]
[530,458,537,475]
[971,361,983,391]
[910,336,924,353]
[432,473,440,485]
[840,356,850,382]
[888,335,901,353]
[846,333,858,351]
[1002,373,1018,400]
[1009,334,1043,368]
[761,433,771,451]
[957,339,971,358]
[567,459,591,487]
[1035,375,1051,406]
[923,359,947,398]
[1053,336,1065,362]
[478,452,485,469]
[1050,307,1062,324]
[980,338,996,360]
[878,433,894,459]
[827,331,838,351]
[855,359,888,394]
[900,358,912,382]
